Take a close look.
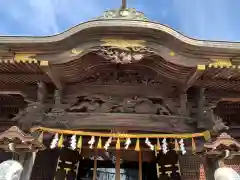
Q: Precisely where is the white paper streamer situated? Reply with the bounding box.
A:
[70,134,77,150]
[88,136,95,149]
[50,134,59,149]
[145,138,154,151]
[179,139,186,155]
[124,138,131,149]
[104,137,112,150]
[162,138,168,154]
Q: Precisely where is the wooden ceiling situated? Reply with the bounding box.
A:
[0,52,240,101]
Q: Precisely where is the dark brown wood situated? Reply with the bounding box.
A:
[39,61,63,90]
[180,93,188,116]
[197,87,205,128]
[183,69,204,92]
[40,113,196,133]
[115,150,120,180]
[0,126,45,152]
[121,0,126,9]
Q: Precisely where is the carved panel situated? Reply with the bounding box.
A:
[94,46,153,64]
[80,70,162,85]
[67,94,172,115]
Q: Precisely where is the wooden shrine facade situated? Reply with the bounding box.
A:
[0,5,240,180]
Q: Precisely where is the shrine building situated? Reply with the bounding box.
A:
[0,1,239,180]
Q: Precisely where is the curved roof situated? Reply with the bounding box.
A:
[0,18,240,57]
[0,8,239,96]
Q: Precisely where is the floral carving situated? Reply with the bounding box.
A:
[94,46,154,64]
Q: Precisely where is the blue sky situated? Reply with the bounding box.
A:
[0,0,239,41]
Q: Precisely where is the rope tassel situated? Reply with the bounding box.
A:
[97,137,102,149]
[192,138,196,154]
[135,139,140,151]
[174,139,180,152]
[116,138,120,150]
[37,131,44,143]
[156,138,161,151]
[58,134,64,148]
[77,136,82,149]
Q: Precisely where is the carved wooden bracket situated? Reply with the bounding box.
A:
[204,133,240,157]
[0,126,45,152]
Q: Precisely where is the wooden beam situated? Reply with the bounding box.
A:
[183,65,205,92]
[40,60,63,90]
[0,73,47,83]
[41,113,197,133]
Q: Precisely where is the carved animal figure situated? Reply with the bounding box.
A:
[13,102,44,124]
[68,95,172,115]
[203,109,229,133]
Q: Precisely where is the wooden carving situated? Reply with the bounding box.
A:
[94,46,153,64]
[0,126,45,152]
[202,109,229,134]
[67,95,172,115]
[81,71,161,85]
[204,133,240,152]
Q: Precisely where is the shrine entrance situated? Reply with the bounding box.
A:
[77,149,158,180]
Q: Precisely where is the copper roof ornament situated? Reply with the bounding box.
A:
[0,126,45,153]
[96,0,148,21]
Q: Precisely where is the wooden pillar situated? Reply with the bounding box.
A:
[203,156,218,180]
[180,93,188,116]
[115,150,120,180]
[20,152,36,180]
[93,148,98,180]
[37,81,47,103]
[197,88,205,128]
[138,151,143,180]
